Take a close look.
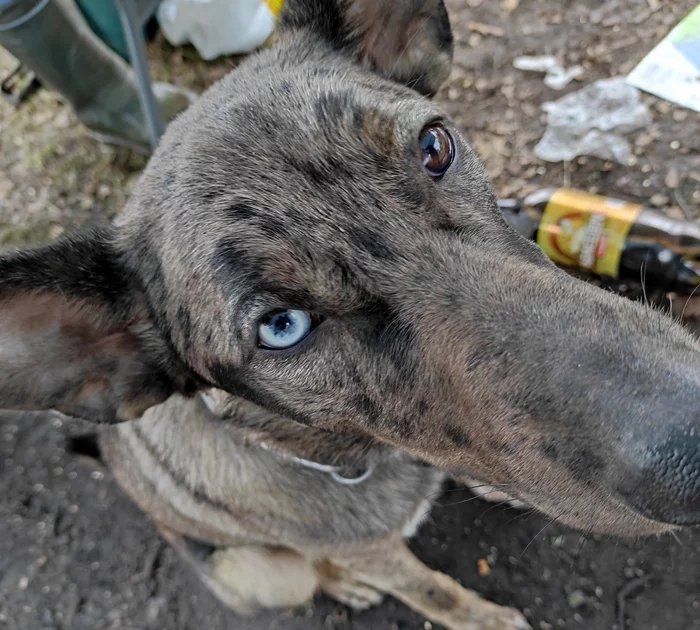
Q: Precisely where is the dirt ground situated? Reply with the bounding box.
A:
[1,1,700,629]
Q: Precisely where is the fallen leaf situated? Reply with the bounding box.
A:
[503,0,520,13]
[477,558,491,577]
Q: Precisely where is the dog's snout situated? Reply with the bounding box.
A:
[619,429,700,526]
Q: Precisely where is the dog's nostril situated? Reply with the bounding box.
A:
[619,430,700,526]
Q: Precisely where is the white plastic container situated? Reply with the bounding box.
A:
[157,0,283,60]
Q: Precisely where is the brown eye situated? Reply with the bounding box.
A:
[419,124,454,178]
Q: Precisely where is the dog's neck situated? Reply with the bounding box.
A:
[198,390,390,476]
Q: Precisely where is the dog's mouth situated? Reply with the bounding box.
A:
[451,410,700,536]
[449,411,700,536]
[515,487,680,537]
[438,453,692,536]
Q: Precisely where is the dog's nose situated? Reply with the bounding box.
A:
[619,428,700,526]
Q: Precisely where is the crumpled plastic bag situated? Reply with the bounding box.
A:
[513,55,584,90]
[534,77,652,164]
[157,0,283,61]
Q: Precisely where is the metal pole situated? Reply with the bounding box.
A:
[114,0,163,149]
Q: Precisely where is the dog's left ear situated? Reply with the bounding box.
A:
[0,229,195,423]
[280,0,453,96]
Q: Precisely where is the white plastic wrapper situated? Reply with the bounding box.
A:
[534,77,652,164]
[157,0,283,60]
[513,55,584,91]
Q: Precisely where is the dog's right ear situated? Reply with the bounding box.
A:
[279,0,453,96]
[0,229,195,423]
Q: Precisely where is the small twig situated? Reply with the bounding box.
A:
[616,574,652,630]
[519,513,562,560]
[563,160,571,189]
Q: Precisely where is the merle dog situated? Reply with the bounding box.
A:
[1,1,699,628]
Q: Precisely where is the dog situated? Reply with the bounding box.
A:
[1,1,699,628]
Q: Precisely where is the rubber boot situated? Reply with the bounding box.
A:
[0,0,196,153]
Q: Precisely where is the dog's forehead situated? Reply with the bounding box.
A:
[185,60,442,182]
[196,70,435,303]
[120,51,459,324]
[140,62,439,246]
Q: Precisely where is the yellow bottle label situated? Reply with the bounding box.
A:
[536,189,642,278]
[265,0,285,16]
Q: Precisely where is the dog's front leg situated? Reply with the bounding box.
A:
[156,524,319,615]
[321,534,530,630]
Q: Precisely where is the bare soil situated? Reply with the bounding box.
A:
[1,1,700,629]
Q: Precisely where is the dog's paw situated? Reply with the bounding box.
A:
[459,601,531,630]
[320,576,384,611]
[437,595,530,630]
[479,605,531,630]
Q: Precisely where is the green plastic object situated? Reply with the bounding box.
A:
[74,0,129,60]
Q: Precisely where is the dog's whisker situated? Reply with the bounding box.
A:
[518,513,563,560]
[640,258,649,307]
[669,529,684,546]
[680,282,700,322]
[497,508,538,532]
[477,499,513,520]
[438,493,493,508]
[426,482,515,501]
[438,487,516,508]
[571,524,594,567]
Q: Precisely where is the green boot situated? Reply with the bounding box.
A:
[0,0,196,153]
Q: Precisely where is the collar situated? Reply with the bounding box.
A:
[199,391,376,486]
[258,442,376,486]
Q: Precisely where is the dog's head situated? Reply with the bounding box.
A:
[1,0,699,536]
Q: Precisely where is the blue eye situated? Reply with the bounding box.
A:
[258,310,314,349]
